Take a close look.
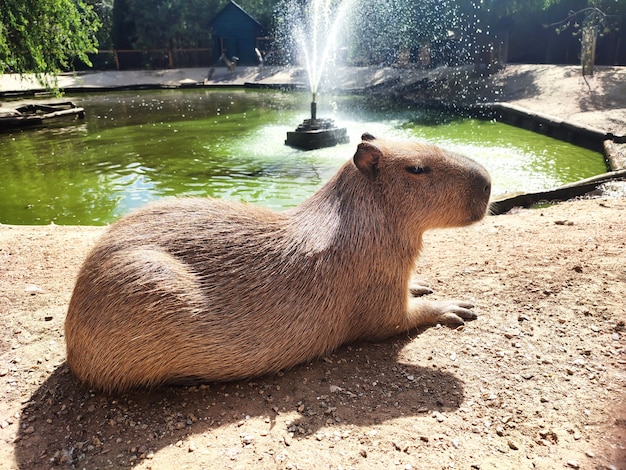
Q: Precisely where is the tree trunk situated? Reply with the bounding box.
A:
[581,24,596,76]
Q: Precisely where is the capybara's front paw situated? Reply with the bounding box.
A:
[432,300,477,327]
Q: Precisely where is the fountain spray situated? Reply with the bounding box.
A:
[285,0,352,150]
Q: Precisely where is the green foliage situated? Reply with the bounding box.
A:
[120,0,223,50]
[343,0,464,65]
[113,0,274,53]
[0,0,101,88]
[88,0,115,49]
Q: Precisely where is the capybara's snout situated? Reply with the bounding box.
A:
[467,160,491,224]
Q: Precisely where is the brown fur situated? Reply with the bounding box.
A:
[65,134,491,393]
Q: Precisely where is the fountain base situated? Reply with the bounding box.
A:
[285,117,349,150]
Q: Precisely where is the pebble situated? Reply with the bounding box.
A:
[566,460,580,469]
[241,434,254,445]
[507,440,519,450]
[188,441,196,452]
[24,285,43,294]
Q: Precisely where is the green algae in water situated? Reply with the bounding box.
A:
[0,89,607,225]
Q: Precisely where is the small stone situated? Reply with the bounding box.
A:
[407,375,414,381]
[612,333,620,341]
[0,421,9,429]
[59,449,73,464]
[283,434,292,446]
[23,425,35,434]
[241,434,254,445]
[329,385,342,393]
[359,448,367,458]
[507,440,519,450]
[188,441,196,452]
[24,285,43,294]
[585,450,595,458]
[566,460,580,469]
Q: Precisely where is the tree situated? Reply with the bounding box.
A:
[111,0,221,67]
[88,0,115,49]
[548,0,622,76]
[0,0,101,88]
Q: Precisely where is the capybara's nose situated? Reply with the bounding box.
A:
[484,182,491,196]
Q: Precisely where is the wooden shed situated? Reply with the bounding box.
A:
[209,1,266,66]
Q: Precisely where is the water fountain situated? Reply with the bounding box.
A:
[284,0,351,150]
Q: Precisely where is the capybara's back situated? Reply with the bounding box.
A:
[65,133,491,393]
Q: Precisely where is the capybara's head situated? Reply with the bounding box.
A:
[353,133,491,230]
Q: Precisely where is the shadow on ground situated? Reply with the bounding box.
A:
[15,330,465,468]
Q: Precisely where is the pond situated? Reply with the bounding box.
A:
[0,88,607,225]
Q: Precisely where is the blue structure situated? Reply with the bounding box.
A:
[209,1,266,66]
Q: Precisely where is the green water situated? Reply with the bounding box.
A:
[0,89,607,225]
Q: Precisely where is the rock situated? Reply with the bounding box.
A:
[24,285,43,294]
[507,440,519,450]
[241,434,254,445]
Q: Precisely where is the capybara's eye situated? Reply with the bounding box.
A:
[406,165,431,175]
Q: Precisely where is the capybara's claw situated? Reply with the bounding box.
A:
[410,283,433,297]
[435,300,478,326]
[439,312,468,326]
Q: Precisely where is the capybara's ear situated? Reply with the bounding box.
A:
[361,132,376,141]
[354,141,382,180]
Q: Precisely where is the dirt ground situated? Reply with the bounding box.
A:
[0,196,624,470]
[0,65,625,469]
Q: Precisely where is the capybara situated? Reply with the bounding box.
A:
[65,133,491,393]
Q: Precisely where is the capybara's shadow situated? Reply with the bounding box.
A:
[15,331,466,469]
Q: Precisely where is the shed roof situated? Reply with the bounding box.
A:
[208,0,263,29]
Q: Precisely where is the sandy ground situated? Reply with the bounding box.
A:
[0,65,625,469]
